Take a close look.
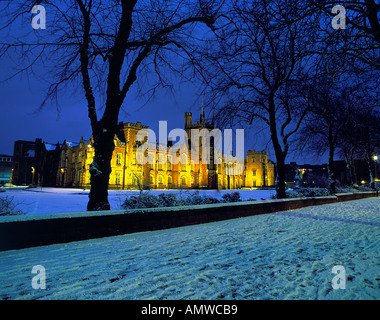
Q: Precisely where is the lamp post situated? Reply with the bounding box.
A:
[31,167,35,186]
[374,155,378,196]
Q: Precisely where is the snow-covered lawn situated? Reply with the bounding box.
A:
[0,197,378,300]
[1,187,275,215]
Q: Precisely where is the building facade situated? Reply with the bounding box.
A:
[56,112,275,190]
[0,154,13,186]
[11,139,61,187]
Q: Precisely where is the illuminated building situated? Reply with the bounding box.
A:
[56,112,275,190]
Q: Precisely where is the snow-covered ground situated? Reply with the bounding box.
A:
[0,197,379,300]
[1,187,275,215]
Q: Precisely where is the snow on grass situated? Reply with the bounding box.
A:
[0,197,378,300]
[1,187,275,215]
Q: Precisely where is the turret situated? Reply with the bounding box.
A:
[200,107,205,125]
[185,112,192,130]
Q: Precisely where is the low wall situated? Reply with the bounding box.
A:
[0,192,376,251]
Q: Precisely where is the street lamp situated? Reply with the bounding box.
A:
[374,155,378,196]
[31,167,35,185]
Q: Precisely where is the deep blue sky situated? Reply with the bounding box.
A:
[0,69,322,164]
[0,70,276,157]
[0,2,326,165]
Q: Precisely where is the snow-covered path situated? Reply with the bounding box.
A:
[0,197,379,300]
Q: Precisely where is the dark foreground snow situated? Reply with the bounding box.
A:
[0,197,379,300]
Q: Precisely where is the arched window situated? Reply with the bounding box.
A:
[181,153,187,171]
[181,176,186,185]
[158,175,163,184]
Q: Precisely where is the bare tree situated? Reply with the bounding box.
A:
[309,0,380,44]
[1,0,221,210]
[193,0,319,198]
[297,61,379,194]
[351,109,380,189]
[307,0,380,69]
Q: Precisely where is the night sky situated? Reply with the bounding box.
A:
[0,73,287,161]
[0,3,325,165]
[0,56,324,165]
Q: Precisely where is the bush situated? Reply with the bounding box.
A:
[122,191,228,210]
[283,188,329,198]
[122,193,161,209]
[158,193,178,207]
[297,188,329,197]
[221,192,241,202]
[0,195,25,216]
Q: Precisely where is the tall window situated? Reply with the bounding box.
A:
[61,151,66,167]
[158,175,163,184]
[181,154,187,171]
[158,155,163,170]
[168,156,173,171]
[115,171,121,185]
[181,176,186,185]
[132,152,136,165]
[252,169,257,176]
[116,153,122,165]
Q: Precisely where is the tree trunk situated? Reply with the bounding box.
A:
[87,127,116,211]
[366,153,375,189]
[349,150,357,186]
[275,156,286,199]
[267,97,287,199]
[328,140,336,195]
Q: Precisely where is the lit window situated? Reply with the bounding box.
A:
[115,172,121,185]
[181,154,187,171]
[116,153,122,165]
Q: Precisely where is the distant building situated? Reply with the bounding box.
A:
[56,111,275,190]
[284,162,328,188]
[283,159,376,188]
[0,154,13,186]
[11,139,60,186]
